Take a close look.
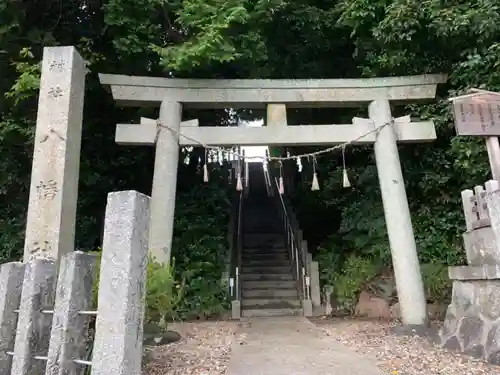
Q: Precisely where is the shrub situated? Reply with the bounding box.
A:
[329,255,381,311]
[90,252,185,327]
[420,263,452,303]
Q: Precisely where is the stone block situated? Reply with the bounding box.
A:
[486,325,500,364]
[0,262,25,373]
[11,259,57,375]
[309,261,321,309]
[231,300,241,320]
[439,279,500,364]
[45,251,97,375]
[463,227,500,265]
[302,299,313,317]
[449,265,500,280]
[355,291,391,319]
[477,281,500,320]
[91,191,150,375]
[486,190,500,237]
[266,104,287,127]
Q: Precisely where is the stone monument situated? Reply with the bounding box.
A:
[440,180,500,363]
[23,46,86,265]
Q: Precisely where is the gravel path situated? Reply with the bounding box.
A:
[144,321,239,375]
[143,318,499,375]
[314,318,499,375]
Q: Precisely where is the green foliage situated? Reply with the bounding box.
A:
[145,258,186,324]
[420,263,452,304]
[88,171,231,322]
[324,255,381,310]
[170,176,232,319]
[90,251,186,325]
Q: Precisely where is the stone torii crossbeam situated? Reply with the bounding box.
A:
[99,73,447,327]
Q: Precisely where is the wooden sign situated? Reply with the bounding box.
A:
[452,94,500,136]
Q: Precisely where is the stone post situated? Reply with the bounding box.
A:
[309,261,322,315]
[23,46,86,265]
[45,252,97,375]
[11,259,57,375]
[0,262,25,373]
[369,99,427,326]
[267,104,287,127]
[149,101,181,264]
[91,191,150,375]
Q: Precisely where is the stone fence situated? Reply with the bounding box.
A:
[461,180,499,231]
[0,190,149,375]
[440,180,500,364]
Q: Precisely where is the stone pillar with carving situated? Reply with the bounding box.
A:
[440,180,500,363]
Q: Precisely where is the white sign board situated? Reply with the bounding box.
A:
[452,95,500,136]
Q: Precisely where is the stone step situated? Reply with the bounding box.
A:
[241,307,303,317]
[241,260,290,268]
[244,236,286,247]
[242,257,289,265]
[242,288,298,298]
[241,266,291,274]
[242,280,297,289]
[242,252,289,260]
[244,243,286,249]
[241,298,301,307]
[244,234,284,240]
[243,248,288,256]
[241,273,294,281]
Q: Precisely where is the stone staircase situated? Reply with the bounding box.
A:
[227,162,322,318]
[241,233,302,317]
[239,177,302,317]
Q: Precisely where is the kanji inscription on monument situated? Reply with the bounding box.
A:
[453,95,500,136]
[36,180,58,200]
[23,46,86,263]
[27,240,52,260]
[48,86,64,98]
[49,59,65,72]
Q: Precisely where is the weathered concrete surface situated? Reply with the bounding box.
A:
[92,191,150,375]
[46,251,97,375]
[0,262,25,373]
[369,99,427,326]
[440,183,500,364]
[99,73,447,108]
[149,101,181,264]
[226,317,386,375]
[463,227,500,266]
[11,259,57,375]
[24,46,86,264]
[440,280,500,363]
[449,265,500,280]
[175,120,436,146]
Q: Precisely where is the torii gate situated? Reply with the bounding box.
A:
[100,73,447,326]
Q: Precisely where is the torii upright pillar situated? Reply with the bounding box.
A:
[369,99,427,326]
[114,104,199,265]
[149,101,181,264]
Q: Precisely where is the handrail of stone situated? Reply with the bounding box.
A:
[461,180,499,230]
[0,190,150,375]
